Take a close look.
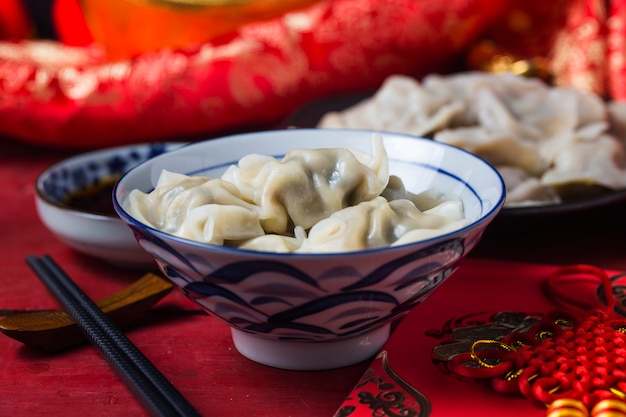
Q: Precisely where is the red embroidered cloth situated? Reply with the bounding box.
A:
[0,0,508,148]
[3,0,626,150]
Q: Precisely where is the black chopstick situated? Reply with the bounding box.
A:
[26,255,202,417]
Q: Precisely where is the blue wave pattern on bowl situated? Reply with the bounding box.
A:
[113,130,506,357]
[42,143,173,203]
[130,223,465,342]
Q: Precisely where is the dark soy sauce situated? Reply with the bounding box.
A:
[63,176,121,216]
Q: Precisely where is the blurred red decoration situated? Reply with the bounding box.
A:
[5,0,626,149]
[0,0,508,148]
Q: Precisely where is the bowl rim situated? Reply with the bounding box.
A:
[113,129,506,257]
[35,142,188,219]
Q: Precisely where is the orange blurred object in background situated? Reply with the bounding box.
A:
[80,0,322,61]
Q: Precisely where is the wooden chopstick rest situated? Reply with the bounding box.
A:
[0,273,174,352]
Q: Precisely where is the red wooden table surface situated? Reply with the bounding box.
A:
[1,137,626,416]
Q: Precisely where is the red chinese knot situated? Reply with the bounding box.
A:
[437,264,626,413]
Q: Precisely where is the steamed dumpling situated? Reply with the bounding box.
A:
[238,226,307,253]
[221,133,389,234]
[123,137,469,254]
[393,200,470,246]
[123,170,264,245]
[318,76,463,136]
[434,127,544,176]
[297,197,469,253]
[381,175,452,211]
[316,72,626,207]
[541,134,626,189]
[496,166,561,206]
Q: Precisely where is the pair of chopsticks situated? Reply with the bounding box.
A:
[26,255,202,417]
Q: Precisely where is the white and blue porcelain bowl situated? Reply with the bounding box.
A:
[113,129,505,369]
[35,142,186,267]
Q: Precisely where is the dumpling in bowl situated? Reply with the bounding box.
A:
[381,175,456,211]
[238,226,307,253]
[123,136,471,253]
[123,170,265,245]
[297,197,469,253]
[221,133,389,234]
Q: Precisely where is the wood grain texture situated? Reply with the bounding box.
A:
[0,273,173,351]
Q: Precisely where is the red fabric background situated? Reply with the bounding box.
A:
[2,0,626,149]
[0,0,506,149]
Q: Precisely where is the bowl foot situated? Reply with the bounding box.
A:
[231,325,391,370]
